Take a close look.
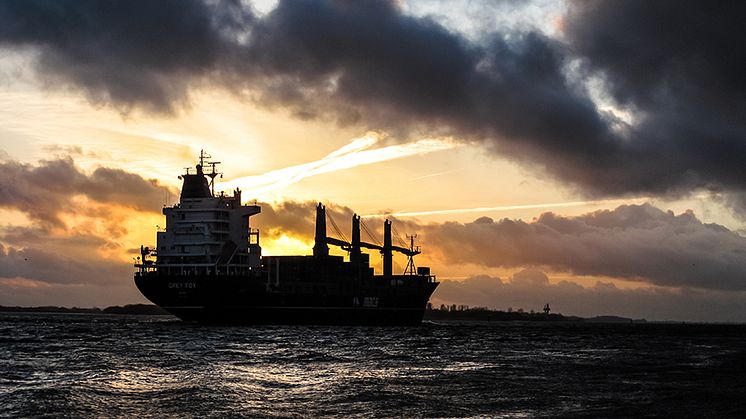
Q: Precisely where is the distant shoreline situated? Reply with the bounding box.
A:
[0,304,649,323]
[0,304,170,316]
[4,305,745,324]
[423,308,648,324]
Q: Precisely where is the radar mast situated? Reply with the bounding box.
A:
[199,149,222,197]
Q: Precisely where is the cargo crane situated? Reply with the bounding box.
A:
[312,203,421,277]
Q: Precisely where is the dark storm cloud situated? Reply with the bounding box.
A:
[0,0,245,113]
[0,0,616,163]
[3,0,746,209]
[561,0,746,202]
[424,204,746,292]
[241,0,746,202]
[241,0,617,174]
[565,1,746,113]
[241,0,746,210]
[0,157,174,226]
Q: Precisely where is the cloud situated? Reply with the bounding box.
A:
[4,0,746,211]
[0,223,142,307]
[0,0,245,113]
[363,196,651,218]
[251,200,317,240]
[561,0,746,207]
[251,199,355,241]
[0,239,129,287]
[222,133,458,195]
[433,271,746,322]
[0,157,175,227]
[240,1,615,177]
[240,0,746,207]
[0,156,172,305]
[424,204,746,291]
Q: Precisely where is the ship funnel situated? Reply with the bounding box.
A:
[313,203,329,257]
[351,214,361,264]
[383,219,392,278]
[179,164,212,200]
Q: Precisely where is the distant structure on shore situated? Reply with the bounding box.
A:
[424,305,565,322]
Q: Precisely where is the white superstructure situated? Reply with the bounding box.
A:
[139,151,262,276]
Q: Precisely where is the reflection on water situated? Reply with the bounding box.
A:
[1,313,746,417]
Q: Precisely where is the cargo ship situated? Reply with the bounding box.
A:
[134,151,438,325]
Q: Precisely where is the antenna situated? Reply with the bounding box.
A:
[198,149,222,196]
[404,234,420,275]
[199,149,209,167]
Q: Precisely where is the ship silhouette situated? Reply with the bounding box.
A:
[134,151,438,325]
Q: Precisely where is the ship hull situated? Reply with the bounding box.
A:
[135,273,437,326]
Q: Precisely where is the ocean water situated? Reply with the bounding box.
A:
[1,313,745,418]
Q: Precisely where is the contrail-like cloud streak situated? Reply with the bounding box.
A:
[362,197,652,218]
[221,133,458,196]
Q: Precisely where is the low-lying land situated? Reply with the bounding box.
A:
[0,304,646,323]
[0,304,169,315]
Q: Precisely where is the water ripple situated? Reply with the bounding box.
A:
[1,313,746,417]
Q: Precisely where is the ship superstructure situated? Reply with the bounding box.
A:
[144,151,262,277]
[135,152,438,325]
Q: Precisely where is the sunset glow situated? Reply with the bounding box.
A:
[2,0,746,322]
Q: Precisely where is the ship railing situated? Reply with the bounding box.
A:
[134,262,158,276]
[136,264,261,277]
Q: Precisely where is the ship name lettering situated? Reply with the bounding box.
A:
[354,297,378,307]
[169,282,196,289]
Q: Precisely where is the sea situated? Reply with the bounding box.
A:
[1,313,745,418]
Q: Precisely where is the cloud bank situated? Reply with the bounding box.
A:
[0,157,174,227]
[0,156,176,306]
[2,1,746,210]
[424,204,746,291]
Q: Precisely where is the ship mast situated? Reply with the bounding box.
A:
[404,234,420,275]
[199,149,222,197]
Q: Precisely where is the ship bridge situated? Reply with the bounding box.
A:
[136,151,262,277]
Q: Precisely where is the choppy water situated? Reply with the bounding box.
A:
[1,313,745,418]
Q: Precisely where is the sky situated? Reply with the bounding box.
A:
[1,0,746,321]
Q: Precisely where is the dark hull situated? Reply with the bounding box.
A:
[135,273,437,326]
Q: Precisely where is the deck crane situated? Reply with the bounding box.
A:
[313,203,421,277]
